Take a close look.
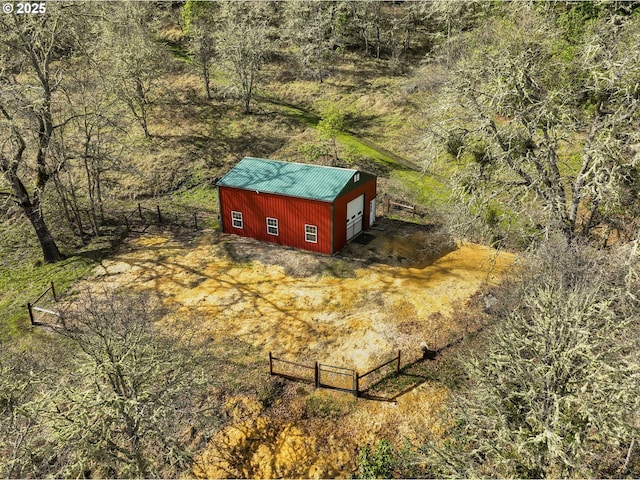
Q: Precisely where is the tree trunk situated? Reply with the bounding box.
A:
[83,155,100,237]
[133,78,151,138]
[243,67,254,114]
[96,170,105,224]
[140,108,150,138]
[65,166,87,243]
[52,173,76,237]
[24,200,64,263]
[202,60,212,100]
[6,163,64,263]
[244,93,251,115]
[332,138,339,166]
[403,28,410,54]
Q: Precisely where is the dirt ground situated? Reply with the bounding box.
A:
[76,218,516,477]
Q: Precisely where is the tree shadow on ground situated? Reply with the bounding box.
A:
[337,217,456,269]
[357,342,467,402]
[270,342,468,403]
[213,217,456,278]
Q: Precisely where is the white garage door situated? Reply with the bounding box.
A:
[346,194,364,240]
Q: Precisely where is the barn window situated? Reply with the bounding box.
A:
[305,224,318,243]
[266,217,279,236]
[354,172,360,182]
[231,211,243,229]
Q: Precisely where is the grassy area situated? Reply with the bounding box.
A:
[336,132,406,171]
[390,170,451,207]
[0,234,109,339]
[165,185,221,229]
[172,184,218,207]
[0,41,453,341]
[258,95,321,128]
[258,95,410,173]
[367,354,465,398]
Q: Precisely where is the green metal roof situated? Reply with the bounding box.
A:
[217,157,359,202]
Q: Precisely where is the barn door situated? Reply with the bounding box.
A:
[346,195,364,241]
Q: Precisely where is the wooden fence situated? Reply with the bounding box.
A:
[269,350,401,397]
[354,350,401,394]
[27,281,59,326]
[123,202,201,233]
[268,352,317,384]
[318,363,356,393]
[384,198,418,217]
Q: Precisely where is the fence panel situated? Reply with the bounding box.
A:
[269,353,316,384]
[122,203,209,234]
[27,281,60,326]
[124,205,148,233]
[318,363,355,393]
[355,351,401,395]
[268,351,405,398]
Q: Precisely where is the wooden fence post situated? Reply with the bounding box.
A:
[194,212,198,230]
[138,203,143,219]
[27,303,34,326]
[50,281,57,302]
[314,362,319,388]
[397,350,401,374]
[269,352,273,375]
[157,205,162,225]
[124,215,129,232]
[354,372,360,397]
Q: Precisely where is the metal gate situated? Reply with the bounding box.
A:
[318,363,355,392]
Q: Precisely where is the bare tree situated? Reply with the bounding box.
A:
[182,1,218,100]
[282,1,338,83]
[97,2,165,138]
[0,7,77,262]
[422,4,640,244]
[0,345,70,479]
[53,58,126,240]
[0,288,222,479]
[50,290,218,478]
[419,241,640,478]
[0,342,58,478]
[215,1,269,114]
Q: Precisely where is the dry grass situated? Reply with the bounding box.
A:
[66,219,515,477]
[264,52,428,163]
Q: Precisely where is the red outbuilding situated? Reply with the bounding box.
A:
[217,157,377,254]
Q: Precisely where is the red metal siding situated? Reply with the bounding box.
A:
[332,178,377,252]
[219,186,333,254]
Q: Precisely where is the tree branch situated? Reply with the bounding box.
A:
[52,113,92,131]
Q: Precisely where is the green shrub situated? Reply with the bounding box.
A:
[355,439,395,479]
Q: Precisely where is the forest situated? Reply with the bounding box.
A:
[1,0,639,478]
